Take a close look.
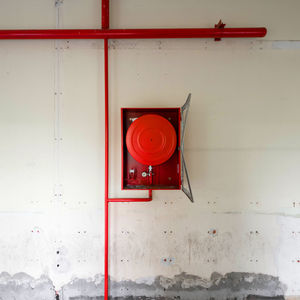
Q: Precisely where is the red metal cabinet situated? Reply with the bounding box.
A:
[121,94,193,202]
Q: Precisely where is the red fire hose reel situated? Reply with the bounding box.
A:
[126,114,177,166]
[122,94,193,202]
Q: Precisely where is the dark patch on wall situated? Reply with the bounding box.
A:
[70,297,101,300]
[61,272,287,300]
[0,271,55,300]
[247,296,285,300]
[0,271,287,300]
[70,297,284,300]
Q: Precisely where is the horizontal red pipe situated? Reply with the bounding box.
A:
[108,190,152,202]
[0,28,267,40]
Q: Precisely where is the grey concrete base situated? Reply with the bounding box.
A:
[61,272,286,300]
[0,272,55,300]
[0,271,288,300]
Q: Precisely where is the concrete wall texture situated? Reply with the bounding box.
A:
[0,0,300,299]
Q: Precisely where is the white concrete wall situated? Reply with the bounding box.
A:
[0,0,300,297]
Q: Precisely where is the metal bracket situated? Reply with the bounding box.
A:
[215,19,226,41]
[55,0,64,7]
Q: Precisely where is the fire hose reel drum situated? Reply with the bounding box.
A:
[126,114,177,166]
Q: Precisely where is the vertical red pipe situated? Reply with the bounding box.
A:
[102,0,109,29]
[103,31,152,300]
[103,0,109,297]
[104,38,109,300]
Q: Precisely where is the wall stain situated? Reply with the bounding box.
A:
[0,271,288,300]
[0,271,55,300]
[61,272,287,300]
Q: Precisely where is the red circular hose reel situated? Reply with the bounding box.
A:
[126,114,177,166]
